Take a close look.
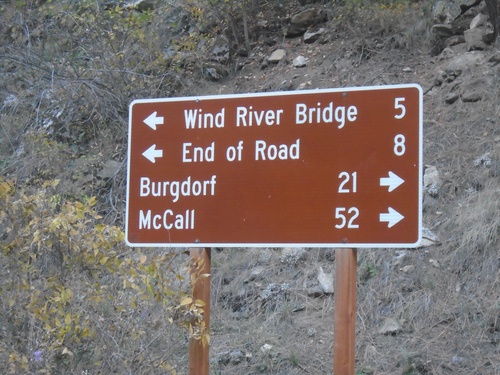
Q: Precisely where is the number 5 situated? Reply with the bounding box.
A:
[394,97,406,119]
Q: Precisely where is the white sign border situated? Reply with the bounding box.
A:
[125,84,423,248]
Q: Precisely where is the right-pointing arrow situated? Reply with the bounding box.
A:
[380,171,405,192]
[143,111,164,130]
[379,207,404,228]
[142,144,163,163]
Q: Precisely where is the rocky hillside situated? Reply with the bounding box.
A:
[0,0,499,374]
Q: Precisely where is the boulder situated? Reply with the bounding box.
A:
[210,36,230,64]
[268,49,286,63]
[317,267,334,294]
[431,0,496,53]
[464,28,487,50]
[304,27,326,43]
[379,318,403,335]
[293,55,308,67]
[424,165,442,197]
[286,8,327,37]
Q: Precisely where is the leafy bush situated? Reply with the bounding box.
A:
[0,178,192,373]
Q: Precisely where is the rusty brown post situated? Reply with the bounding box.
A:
[334,248,357,375]
[189,248,211,375]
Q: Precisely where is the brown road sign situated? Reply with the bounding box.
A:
[126,84,422,247]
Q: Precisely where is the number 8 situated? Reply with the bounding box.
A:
[394,134,406,156]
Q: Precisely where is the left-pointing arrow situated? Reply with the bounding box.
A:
[379,207,404,228]
[143,111,164,130]
[142,144,163,163]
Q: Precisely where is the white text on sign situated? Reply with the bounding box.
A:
[182,103,359,129]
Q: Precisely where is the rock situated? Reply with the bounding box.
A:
[483,26,496,44]
[202,63,227,81]
[432,24,455,37]
[461,90,482,102]
[210,36,230,64]
[229,349,245,365]
[429,259,441,268]
[260,343,274,355]
[393,250,407,267]
[280,247,306,264]
[317,266,334,294]
[438,47,455,61]
[444,92,460,104]
[244,266,265,283]
[420,227,440,247]
[489,51,500,63]
[433,1,461,23]
[268,49,286,63]
[470,13,488,29]
[124,0,156,12]
[217,349,246,365]
[401,265,416,273]
[2,94,18,107]
[304,27,326,43]
[451,354,468,367]
[261,283,290,302]
[474,152,492,167]
[446,51,485,73]
[462,76,495,102]
[307,285,325,297]
[163,6,191,39]
[293,55,308,67]
[464,28,487,50]
[446,35,466,46]
[98,160,122,179]
[257,248,273,263]
[286,8,326,37]
[424,165,441,197]
[298,81,312,90]
[378,317,402,335]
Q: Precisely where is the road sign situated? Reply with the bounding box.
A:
[126,84,422,247]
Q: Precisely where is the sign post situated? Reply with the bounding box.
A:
[334,248,357,374]
[188,248,211,375]
[125,84,423,374]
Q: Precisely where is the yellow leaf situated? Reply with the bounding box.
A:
[65,313,71,326]
[62,347,74,358]
[139,255,147,265]
[180,297,193,306]
[201,333,210,347]
[194,299,206,307]
[82,327,89,337]
[100,256,109,265]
